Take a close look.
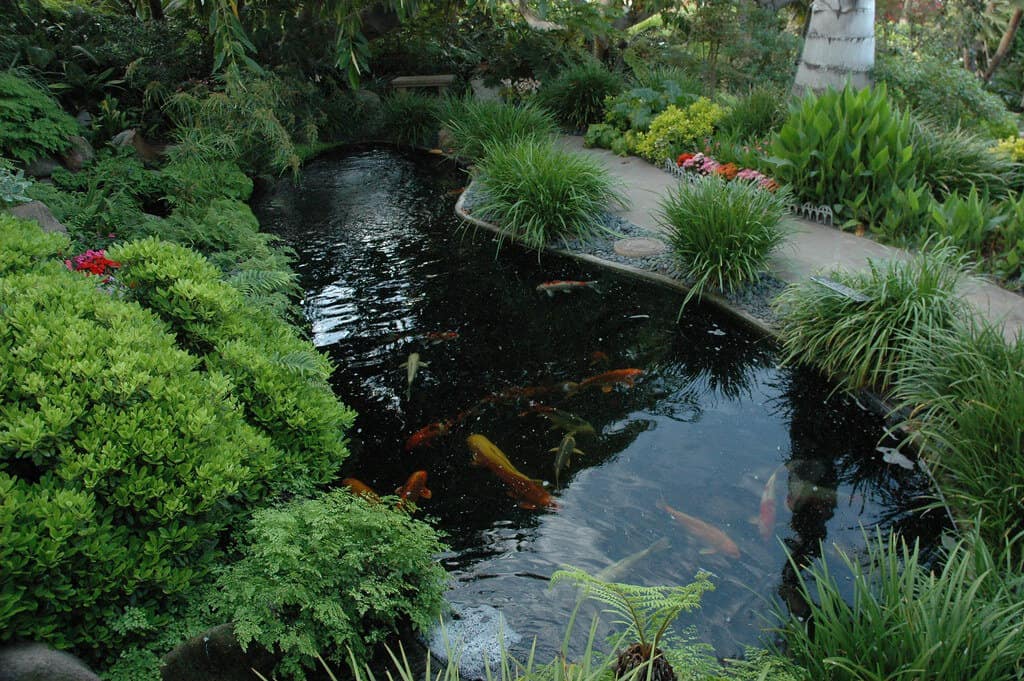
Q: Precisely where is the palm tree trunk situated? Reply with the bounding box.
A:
[981,8,1023,83]
[792,0,875,94]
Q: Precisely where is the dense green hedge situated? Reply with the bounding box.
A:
[0,71,77,164]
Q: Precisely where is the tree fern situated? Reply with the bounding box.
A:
[550,567,714,651]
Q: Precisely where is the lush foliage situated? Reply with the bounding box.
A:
[0,70,77,164]
[994,136,1024,162]
[770,85,919,229]
[714,87,787,142]
[892,319,1024,563]
[773,245,971,392]
[471,138,626,250]
[380,91,444,148]
[603,74,703,133]
[908,118,1019,200]
[660,175,789,307]
[634,97,725,162]
[536,60,624,131]
[0,158,32,206]
[779,531,1024,681]
[874,51,1018,139]
[441,98,557,162]
[214,490,449,679]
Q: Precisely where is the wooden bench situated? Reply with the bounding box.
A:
[390,75,456,95]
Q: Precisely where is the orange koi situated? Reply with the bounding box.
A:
[757,466,784,541]
[536,280,600,296]
[424,331,459,342]
[578,368,644,393]
[404,420,452,451]
[396,470,432,505]
[342,478,381,503]
[589,351,610,366]
[657,501,740,558]
[467,434,557,510]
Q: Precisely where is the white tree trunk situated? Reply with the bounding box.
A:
[793,0,875,94]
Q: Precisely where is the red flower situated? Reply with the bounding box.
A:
[676,153,696,166]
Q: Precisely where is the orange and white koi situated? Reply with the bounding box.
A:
[757,466,784,541]
[395,470,433,506]
[536,280,600,297]
[467,434,557,510]
[657,501,741,558]
[342,478,381,503]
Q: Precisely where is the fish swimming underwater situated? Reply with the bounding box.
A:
[657,501,741,558]
[596,537,671,582]
[577,368,644,393]
[756,466,784,541]
[404,419,453,451]
[423,331,459,343]
[520,405,596,437]
[395,470,433,507]
[401,352,429,400]
[550,432,585,487]
[536,280,600,297]
[467,434,557,510]
[342,478,381,503]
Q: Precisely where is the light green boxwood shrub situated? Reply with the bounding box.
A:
[635,98,725,162]
[0,71,77,165]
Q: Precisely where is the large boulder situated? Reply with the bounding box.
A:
[23,157,62,179]
[425,604,522,681]
[61,135,95,172]
[160,623,276,681]
[9,201,68,234]
[0,642,101,681]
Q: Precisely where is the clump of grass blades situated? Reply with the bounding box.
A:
[909,116,1018,200]
[381,91,443,148]
[716,87,787,141]
[537,61,625,131]
[659,175,789,308]
[777,530,1024,681]
[892,317,1024,565]
[773,244,971,392]
[440,98,557,162]
[472,139,627,251]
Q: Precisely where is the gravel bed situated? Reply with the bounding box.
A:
[460,183,786,326]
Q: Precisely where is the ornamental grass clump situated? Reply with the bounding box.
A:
[440,98,557,162]
[892,318,1024,564]
[659,174,789,308]
[472,138,627,250]
[773,243,971,393]
[537,60,625,131]
[380,90,443,148]
[778,530,1024,681]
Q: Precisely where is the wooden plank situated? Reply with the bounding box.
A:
[810,275,872,302]
[391,75,456,88]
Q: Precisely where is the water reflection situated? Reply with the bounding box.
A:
[253,148,945,660]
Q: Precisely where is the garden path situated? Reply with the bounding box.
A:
[558,135,1024,342]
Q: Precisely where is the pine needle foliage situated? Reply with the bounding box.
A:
[550,566,714,652]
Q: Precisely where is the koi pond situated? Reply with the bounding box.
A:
[253,148,944,662]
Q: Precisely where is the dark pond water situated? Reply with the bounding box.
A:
[253,148,945,660]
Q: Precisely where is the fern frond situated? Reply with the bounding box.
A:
[227,268,298,296]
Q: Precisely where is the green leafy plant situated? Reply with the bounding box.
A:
[909,118,1018,199]
[0,158,32,206]
[0,70,77,164]
[892,318,1024,563]
[380,91,444,148]
[214,490,449,679]
[926,187,1009,258]
[773,244,972,392]
[778,530,1024,681]
[471,138,627,250]
[537,60,625,131]
[634,98,725,162]
[659,174,789,308]
[768,84,917,229]
[583,122,624,151]
[440,98,557,161]
[603,74,704,134]
[715,87,787,142]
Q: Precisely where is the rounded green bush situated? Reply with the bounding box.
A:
[472,138,627,250]
[0,71,77,165]
[536,61,624,130]
[659,174,789,306]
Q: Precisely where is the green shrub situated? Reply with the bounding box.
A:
[380,91,443,148]
[779,530,1024,681]
[0,215,282,654]
[0,158,32,206]
[659,174,789,307]
[583,122,624,151]
[214,490,449,679]
[909,118,1018,199]
[537,60,625,130]
[715,87,787,142]
[440,98,557,161]
[874,51,1018,139]
[0,70,77,165]
[635,98,726,162]
[773,244,971,392]
[320,88,384,143]
[603,74,703,133]
[110,239,354,494]
[471,138,627,250]
[161,157,254,208]
[769,84,918,228]
[927,187,1010,258]
[893,319,1024,562]
[994,136,1024,163]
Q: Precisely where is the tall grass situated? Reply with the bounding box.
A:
[659,174,789,308]
[909,117,1018,200]
[381,91,443,148]
[778,530,1024,681]
[472,138,627,250]
[536,61,625,131]
[773,244,971,392]
[892,317,1024,565]
[439,98,557,162]
[715,87,787,141]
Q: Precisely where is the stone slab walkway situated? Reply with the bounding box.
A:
[558,135,1024,342]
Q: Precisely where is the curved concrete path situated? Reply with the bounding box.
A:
[558,135,1024,342]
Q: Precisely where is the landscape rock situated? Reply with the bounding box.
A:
[23,157,62,179]
[425,604,521,681]
[75,111,93,128]
[0,642,101,681]
[111,128,166,163]
[160,623,276,681]
[61,135,95,172]
[9,201,68,234]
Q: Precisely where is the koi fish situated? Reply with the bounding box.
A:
[396,470,433,506]
[404,419,452,451]
[539,408,595,437]
[756,466,784,541]
[467,434,557,510]
[589,351,610,366]
[550,433,585,487]
[596,537,671,582]
[657,501,741,558]
[423,331,459,342]
[536,280,600,297]
[578,368,644,393]
[400,352,428,400]
[342,478,381,503]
